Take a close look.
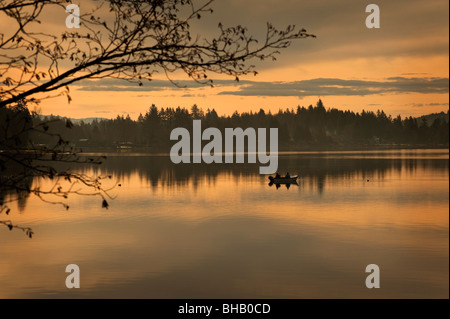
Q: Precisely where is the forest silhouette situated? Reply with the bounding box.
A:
[27,99,449,151]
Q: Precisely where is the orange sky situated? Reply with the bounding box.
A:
[51,54,448,120]
[1,0,449,119]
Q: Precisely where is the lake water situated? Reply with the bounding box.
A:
[0,149,448,298]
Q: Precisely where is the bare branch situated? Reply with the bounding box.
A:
[0,0,314,108]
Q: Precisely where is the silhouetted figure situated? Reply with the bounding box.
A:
[286,172,290,178]
[275,172,281,179]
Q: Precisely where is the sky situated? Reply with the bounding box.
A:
[2,0,449,119]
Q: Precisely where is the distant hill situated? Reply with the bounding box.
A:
[417,111,449,127]
[38,115,109,124]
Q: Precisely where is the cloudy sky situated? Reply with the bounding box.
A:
[4,0,450,119]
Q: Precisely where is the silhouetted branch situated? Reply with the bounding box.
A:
[0,0,314,108]
[0,219,33,238]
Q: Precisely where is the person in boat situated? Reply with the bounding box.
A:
[275,172,281,179]
[285,172,290,178]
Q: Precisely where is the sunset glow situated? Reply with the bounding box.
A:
[1,0,447,119]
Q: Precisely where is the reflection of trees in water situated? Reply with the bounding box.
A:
[0,159,35,236]
[90,156,258,190]
[0,156,116,235]
[90,155,448,194]
[2,154,448,211]
[0,160,33,211]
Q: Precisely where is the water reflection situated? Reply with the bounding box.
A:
[2,150,448,209]
[0,150,448,298]
[77,151,450,192]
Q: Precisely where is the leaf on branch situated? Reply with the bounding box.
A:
[3,77,13,86]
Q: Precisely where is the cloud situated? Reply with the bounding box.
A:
[75,78,235,92]
[75,77,449,98]
[181,93,207,98]
[409,102,450,108]
[75,78,223,92]
[429,103,449,106]
[76,79,184,92]
[401,73,429,76]
[217,77,449,97]
[192,0,449,68]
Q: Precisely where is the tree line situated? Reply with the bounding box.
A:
[26,100,449,151]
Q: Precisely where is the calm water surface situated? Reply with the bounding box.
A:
[0,149,448,298]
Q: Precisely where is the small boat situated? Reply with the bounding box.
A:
[268,175,299,184]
